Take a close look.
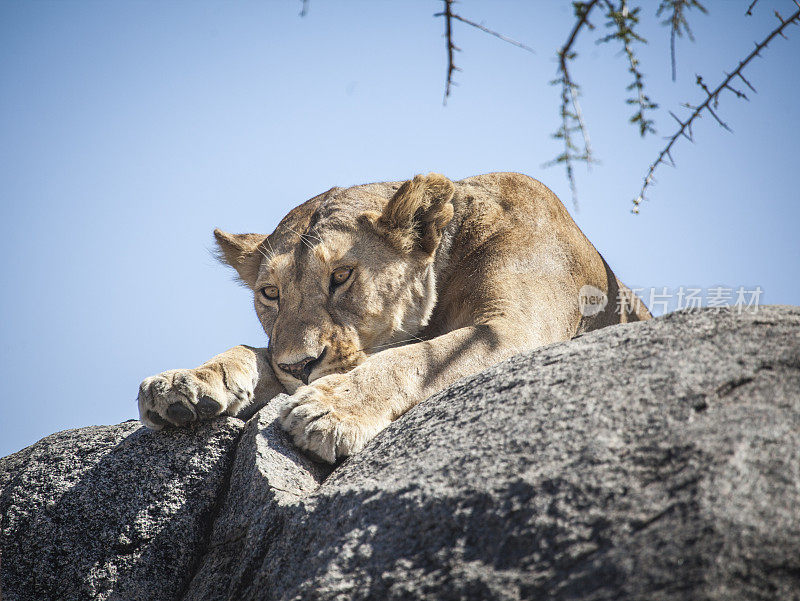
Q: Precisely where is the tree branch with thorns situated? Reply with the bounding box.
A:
[544,0,600,210]
[633,3,800,212]
[435,0,799,213]
[435,0,534,105]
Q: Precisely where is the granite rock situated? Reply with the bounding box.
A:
[0,418,243,601]
[2,307,799,601]
[226,306,800,600]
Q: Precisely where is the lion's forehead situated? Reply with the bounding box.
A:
[256,183,399,286]
[257,228,355,286]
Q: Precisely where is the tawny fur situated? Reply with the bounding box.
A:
[138,172,651,463]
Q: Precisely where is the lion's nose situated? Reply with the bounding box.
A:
[277,347,327,385]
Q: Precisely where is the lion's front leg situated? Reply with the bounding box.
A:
[138,345,283,429]
[279,322,536,463]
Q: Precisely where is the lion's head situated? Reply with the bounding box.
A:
[214,174,455,393]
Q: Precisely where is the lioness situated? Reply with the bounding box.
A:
[138,172,650,462]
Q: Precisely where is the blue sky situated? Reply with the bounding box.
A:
[1,1,798,457]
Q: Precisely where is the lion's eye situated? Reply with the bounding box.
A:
[330,267,353,289]
[260,285,279,301]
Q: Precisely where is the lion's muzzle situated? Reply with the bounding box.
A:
[277,347,327,384]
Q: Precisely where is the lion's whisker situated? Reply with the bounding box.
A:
[286,226,315,251]
[396,326,425,344]
[354,337,424,355]
[264,236,277,257]
[256,246,274,262]
[304,229,324,243]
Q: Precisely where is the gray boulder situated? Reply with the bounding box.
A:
[0,418,243,601]
[181,402,332,600]
[2,307,799,601]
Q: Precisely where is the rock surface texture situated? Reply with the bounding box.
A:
[0,418,243,601]
[2,307,799,601]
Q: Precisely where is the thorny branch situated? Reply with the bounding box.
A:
[431,2,797,212]
[439,0,460,104]
[599,0,658,136]
[546,0,600,210]
[632,5,800,213]
[448,12,535,54]
[656,0,707,82]
[436,1,535,105]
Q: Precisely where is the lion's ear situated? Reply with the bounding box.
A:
[376,173,455,255]
[213,229,266,287]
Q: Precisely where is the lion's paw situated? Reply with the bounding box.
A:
[277,379,389,463]
[138,368,235,430]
